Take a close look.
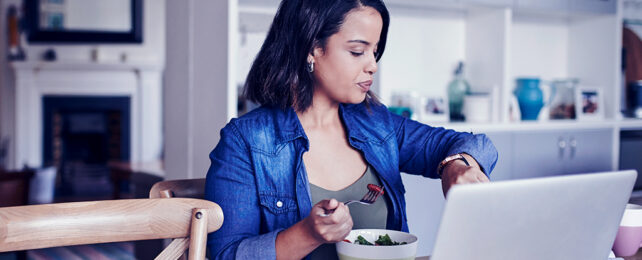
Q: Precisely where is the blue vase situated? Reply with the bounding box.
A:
[514,78,544,120]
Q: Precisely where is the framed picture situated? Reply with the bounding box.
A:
[419,96,449,123]
[575,87,604,121]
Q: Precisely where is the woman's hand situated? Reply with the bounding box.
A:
[275,199,353,259]
[440,154,489,197]
[304,199,354,243]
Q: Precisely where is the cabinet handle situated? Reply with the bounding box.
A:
[569,137,577,159]
[558,137,566,160]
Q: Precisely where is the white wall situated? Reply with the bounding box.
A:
[511,16,569,81]
[380,7,466,105]
[163,0,237,180]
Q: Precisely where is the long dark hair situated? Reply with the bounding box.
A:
[243,0,390,111]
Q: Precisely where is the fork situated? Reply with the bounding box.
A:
[318,184,384,217]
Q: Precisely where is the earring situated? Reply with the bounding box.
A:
[307,60,314,73]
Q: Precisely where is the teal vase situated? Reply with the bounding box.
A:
[514,78,544,120]
[448,62,470,121]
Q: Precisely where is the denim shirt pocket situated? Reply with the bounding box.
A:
[259,192,297,214]
[258,192,298,231]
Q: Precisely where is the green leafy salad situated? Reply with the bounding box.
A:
[352,234,407,246]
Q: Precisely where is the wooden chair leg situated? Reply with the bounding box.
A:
[188,208,208,260]
[155,238,190,260]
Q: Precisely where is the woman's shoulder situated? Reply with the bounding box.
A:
[222,105,302,151]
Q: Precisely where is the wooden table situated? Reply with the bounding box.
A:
[415,248,642,259]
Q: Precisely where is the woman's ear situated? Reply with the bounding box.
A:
[311,44,324,59]
[307,53,315,64]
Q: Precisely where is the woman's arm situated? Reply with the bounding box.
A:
[205,122,268,259]
[392,114,498,179]
[205,122,353,259]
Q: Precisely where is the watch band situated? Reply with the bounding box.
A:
[437,153,470,178]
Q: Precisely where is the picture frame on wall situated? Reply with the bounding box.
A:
[575,87,604,121]
[419,96,449,123]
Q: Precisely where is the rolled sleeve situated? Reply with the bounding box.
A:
[445,133,498,176]
[236,229,284,259]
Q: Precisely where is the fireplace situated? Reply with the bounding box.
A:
[43,96,131,196]
[3,62,163,172]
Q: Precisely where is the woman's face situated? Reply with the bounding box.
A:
[310,7,382,105]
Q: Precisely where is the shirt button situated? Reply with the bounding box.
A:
[276,201,283,208]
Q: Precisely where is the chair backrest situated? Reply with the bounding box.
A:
[150,178,206,199]
[0,198,223,260]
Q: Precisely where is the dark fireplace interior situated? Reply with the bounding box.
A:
[43,96,130,199]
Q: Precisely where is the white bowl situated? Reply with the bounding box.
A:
[336,229,418,260]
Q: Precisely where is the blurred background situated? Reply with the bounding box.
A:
[0,0,642,258]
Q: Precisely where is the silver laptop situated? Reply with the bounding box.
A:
[430,170,637,260]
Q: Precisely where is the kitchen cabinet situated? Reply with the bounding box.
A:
[566,129,614,174]
[620,130,642,190]
[512,131,566,179]
[510,128,613,179]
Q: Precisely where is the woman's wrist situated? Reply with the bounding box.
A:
[275,217,323,259]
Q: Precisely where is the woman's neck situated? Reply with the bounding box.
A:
[296,94,340,129]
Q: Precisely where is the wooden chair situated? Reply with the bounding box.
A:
[149,178,207,259]
[150,178,206,199]
[0,198,223,260]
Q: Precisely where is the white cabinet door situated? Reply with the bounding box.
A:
[510,129,613,179]
[511,131,566,179]
[486,132,513,181]
[569,0,616,14]
[565,129,613,174]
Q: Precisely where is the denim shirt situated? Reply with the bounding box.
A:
[205,102,498,259]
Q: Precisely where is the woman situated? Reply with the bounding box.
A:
[205,0,498,259]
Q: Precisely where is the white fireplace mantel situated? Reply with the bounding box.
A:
[5,61,164,169]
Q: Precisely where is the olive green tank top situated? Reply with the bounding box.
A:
[308,165,389,260]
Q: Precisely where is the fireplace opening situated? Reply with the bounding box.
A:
[43,96,130,199]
